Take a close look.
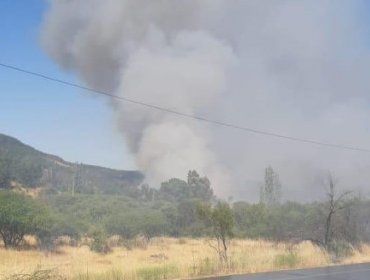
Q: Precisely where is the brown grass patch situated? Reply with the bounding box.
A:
[0,238,369,280]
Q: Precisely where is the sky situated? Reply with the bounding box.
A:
[0,0,136,170]
[2,1,370,200]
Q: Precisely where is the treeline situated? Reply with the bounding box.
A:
[42,171,215,239]
[1,169,370,259]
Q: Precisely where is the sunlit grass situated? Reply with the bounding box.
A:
[1,238,370,280]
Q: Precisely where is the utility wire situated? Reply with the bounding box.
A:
[1,62,369,153]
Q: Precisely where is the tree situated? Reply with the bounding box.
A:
[33,207,59,251]
[159,178,190,202]
[260,166,282,206]
[159,170,214,203]
[323,174,352,249]
[0,191,55,249]
[233,202,269,238]
[187,170,214,202]
[197,202,234,263]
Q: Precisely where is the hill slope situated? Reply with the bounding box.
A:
[0,133,144,195]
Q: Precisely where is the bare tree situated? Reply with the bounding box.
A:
[323,173,352,249]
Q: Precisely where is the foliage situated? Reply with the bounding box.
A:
[197,202,234,262]
[1,138,369,259]
[274,253,300,268]
[159,170,214,203]
[136,265,178,280]
[327,239,354,261]
[89,228,111,254]
[187,170,214,202]
[34,211,65,251]
[0,191,56,249]
[233,202,269,238]
[36,180,369,254]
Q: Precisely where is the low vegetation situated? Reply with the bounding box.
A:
[1,135,370,279]
[1,237,370,280]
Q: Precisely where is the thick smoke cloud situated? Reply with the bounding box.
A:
[42,0,370,200]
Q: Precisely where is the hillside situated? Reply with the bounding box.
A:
[0,133,144,195]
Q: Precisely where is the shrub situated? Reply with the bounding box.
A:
[328,240,354,262]
[89,229,111,254]
[136,265,178,280]
[274,252,300,268]
[0,191,56,249]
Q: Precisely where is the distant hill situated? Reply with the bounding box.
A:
[0,133,144,195]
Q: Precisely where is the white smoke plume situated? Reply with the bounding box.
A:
[42,0,370,200]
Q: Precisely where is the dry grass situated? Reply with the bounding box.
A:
[0,238,369,280]
[342,244,370,265]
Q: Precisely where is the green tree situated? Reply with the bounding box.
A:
[33,207,59,251]
[89,227,111,254]
[159,178,190,202]
[0,191,55,249]
[187,170,214,202]
[197,202,234,263]
[233,202,269,238]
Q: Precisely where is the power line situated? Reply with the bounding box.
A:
[1,62,369,153]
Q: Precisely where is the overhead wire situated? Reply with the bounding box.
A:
[1,62,369,153]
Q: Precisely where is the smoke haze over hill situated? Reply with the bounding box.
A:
[41,0,370,201]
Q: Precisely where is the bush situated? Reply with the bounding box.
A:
[136,265,178,280]
[0,191,56,249]
[328,240,354,261]
[274,253,300,268]
[89,228,111,254]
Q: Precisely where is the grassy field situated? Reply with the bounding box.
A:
[1,238,370,280]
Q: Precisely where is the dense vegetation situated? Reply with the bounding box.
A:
[1,170,370,258]
[0,135,44,187]
[1,133,370,261]
[0,133,143,193]
[0,191,55,249]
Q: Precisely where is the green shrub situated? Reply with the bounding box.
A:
[274,252,300,268]
[0,191,56,249]
[136,265,178,280]
[89,229,111,254]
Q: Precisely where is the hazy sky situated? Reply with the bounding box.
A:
[0,0,136,170]
[2,1,370,200]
